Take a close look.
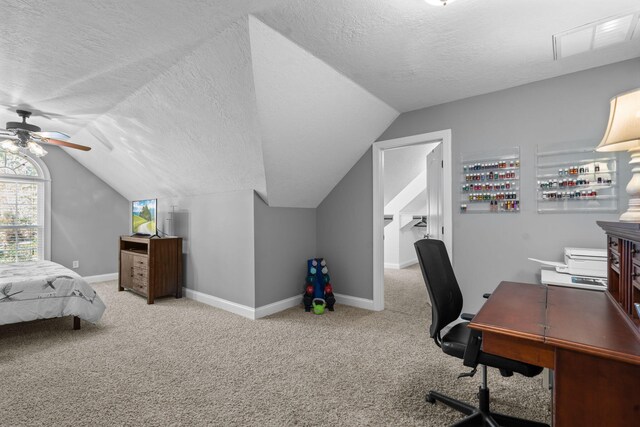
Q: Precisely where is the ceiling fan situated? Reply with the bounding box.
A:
[0,110,91,157]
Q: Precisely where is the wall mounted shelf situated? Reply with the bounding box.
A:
[460,147,520,214]
[536,143,619,214]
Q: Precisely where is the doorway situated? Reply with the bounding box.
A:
[372,130,453,311]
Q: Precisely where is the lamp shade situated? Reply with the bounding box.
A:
[596,88,640,152]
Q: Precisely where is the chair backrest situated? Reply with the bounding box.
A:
[414,239,463,339]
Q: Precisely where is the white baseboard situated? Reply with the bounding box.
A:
[183,288,373,319]
[334,293,375,310]
[384,259,418,270]
[399,259,418,269]
[183,287,256,320]
[255,293,376,316]
[83,272,118,283]
[254,294,302,319]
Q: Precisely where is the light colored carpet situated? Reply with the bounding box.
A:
[0,265,551,426]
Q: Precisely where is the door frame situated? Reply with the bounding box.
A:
[372,129,453,311]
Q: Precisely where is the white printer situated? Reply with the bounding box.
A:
[529,247,607,291]
[556,247,607,278]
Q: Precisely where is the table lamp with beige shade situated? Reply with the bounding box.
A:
[596,88,640,222]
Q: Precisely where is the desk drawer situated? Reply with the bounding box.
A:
[610,251,621,274]
[631,241,640,266]
[482,332,554,369]
[609,236,620,256]
[633,264,640,286]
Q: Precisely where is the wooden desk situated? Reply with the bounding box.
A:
[470,281,640,426]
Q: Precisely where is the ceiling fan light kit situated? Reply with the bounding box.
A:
[0,110,91,157]
[1,139,20,154]
[27,140,47,157]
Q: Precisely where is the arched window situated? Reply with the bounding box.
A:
[0,150,50,263]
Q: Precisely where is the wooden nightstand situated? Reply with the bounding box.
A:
[118,235,183,304]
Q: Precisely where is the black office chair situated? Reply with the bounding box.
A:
[414,239,549,427]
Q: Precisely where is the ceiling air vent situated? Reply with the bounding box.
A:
[553,11,640,60]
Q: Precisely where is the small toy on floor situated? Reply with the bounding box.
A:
[303,258,335,313]
[312,298,326,315]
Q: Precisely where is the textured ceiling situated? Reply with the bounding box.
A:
[70,18,268,200]
[1,0,638,205]
[256,0,640,112]
[0,0,282,201]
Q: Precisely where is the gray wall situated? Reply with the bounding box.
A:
[379,58,640,312]
[317,148,374,299]
[159,190,256,307]
[44,146,129,276]
[254,193,316,307]
[318,58,640,312]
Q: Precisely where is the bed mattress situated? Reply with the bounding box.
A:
[0,260,106,326]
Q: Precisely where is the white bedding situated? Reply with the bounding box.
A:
[0,260,106,326]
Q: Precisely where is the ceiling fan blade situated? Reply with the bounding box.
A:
[40,138,91,151]
[34,131,71,140]
[0,128,16,136]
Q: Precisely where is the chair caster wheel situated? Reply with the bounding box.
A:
[426,394,436,404]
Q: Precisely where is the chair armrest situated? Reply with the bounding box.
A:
[483,293,491,299]
[460,313,475,321]
[463,329,483,368]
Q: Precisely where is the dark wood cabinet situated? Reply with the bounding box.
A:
[118,235,183,304]
[597,221,640,332]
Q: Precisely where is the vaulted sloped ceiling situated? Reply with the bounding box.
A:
[71,18,268,201]
[1,0,638,206]
[249,16,398,208]
[0,0,283,201]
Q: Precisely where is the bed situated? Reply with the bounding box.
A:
[0,260,106,329]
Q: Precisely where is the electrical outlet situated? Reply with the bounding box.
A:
[72,260,79,269]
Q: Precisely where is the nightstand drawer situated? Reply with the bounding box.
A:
[133,265,148,279]
[132,269,147,282]
[132,276,148,294]
[133,255,148,269]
